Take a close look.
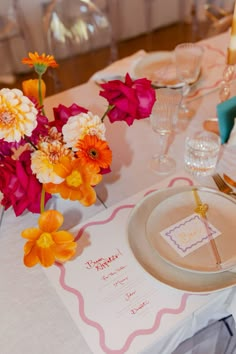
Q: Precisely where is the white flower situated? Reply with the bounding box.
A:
[62,111,106,150]
[0,88,38,142]
[31,141,71,184]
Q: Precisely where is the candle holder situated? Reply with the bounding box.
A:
[219,64,235,102]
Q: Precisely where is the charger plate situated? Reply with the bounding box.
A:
[146,188,236,274]
[127,185,236,293]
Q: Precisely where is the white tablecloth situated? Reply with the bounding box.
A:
[1,30,236,354]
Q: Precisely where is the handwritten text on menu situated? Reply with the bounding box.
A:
[48,206,186,353]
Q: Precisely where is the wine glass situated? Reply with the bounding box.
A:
[174,43,204,119]
[149,88,181,174]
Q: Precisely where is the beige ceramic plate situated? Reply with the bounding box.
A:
[146,188,236,274]
[132,51,201,88]
[131,51,183,88]
[127,186,236,293]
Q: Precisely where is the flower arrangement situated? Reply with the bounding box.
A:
[0,52,156,268]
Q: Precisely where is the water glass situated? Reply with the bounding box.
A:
[175,43,204,118]
[149,88,181,174]
[184,131,221,176]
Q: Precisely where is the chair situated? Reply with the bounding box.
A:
[42,0,118,91]
[94,0,119,62]
[0,0,32,80]
[191,1,234,40]
[172,315,236,354]
[204,2,233,37]
[43,0,117,61]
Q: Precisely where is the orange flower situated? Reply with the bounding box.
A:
[22,52,58,75]
[44,156,102,206]
[76,134,112,170]
[21,210,77,268]
[22,79,46,104]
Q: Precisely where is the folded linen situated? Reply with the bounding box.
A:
[216,96,236,144]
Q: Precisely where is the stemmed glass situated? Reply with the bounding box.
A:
[149,88,181,174]
[174,43,204,119]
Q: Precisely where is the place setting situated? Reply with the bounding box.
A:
[129,74,236,295]
[131,43,203,94]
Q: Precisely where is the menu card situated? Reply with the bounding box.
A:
[44,176,214,353]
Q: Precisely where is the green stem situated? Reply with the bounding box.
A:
[24,135,37,150]
[40,187,45,214]
[38,74,46,116]
[101,104,114,122]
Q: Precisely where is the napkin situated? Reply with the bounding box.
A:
[89,50,146,82]
[216,96,236,144]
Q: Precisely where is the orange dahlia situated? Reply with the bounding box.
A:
[76,134,112,170]
[21,210,77,268]
[44,156,102,206]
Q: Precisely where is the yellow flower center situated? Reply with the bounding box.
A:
[37,232,54,248]
[0,109,15,126]
[66,170,82,187]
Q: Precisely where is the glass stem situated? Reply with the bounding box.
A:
[158,133,169,160]
[180,82,189,111]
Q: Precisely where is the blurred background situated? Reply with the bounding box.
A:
[0,0,235,96]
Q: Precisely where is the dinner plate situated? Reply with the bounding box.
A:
[131,51,200,88]
[127,186,236,293]
[131,51,183,88]
[146,188,236,274]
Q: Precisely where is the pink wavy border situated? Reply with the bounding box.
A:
[55,176,197,353]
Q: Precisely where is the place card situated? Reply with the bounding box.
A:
[160,213,221,257]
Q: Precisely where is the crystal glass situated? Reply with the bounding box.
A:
[184,131,221,177]
[149,88,181,174]
[174,43,204,119]
[219,64,235,102]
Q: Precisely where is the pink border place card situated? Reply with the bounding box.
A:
[44,176,215,353]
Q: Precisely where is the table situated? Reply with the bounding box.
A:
[1,30,236,354]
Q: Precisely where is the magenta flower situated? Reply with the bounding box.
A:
[0,150,51,216]
[99,73,156,126]
[30,111,49,144]
[0,140,16,159]
[51,103,88,132]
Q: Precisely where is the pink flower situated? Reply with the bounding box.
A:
[0,150,51,216]
[30,111,49,144]
[0,140,16,159]
[99,73,156,126]
[51,103,88,132]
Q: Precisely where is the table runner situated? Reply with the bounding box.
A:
[44,173,236,354]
